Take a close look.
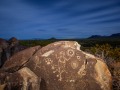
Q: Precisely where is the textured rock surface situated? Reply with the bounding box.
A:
[0,41,112,90]
[2,46,41,72]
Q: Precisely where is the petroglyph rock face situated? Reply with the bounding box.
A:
[0,41,112,90]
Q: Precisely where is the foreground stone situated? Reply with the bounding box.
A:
[0,41,112,90]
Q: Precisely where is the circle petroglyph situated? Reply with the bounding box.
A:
[77,56,81,60]
[71,60,79,69]
[67,49,75,57]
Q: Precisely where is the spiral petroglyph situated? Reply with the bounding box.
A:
[67,49,75,57]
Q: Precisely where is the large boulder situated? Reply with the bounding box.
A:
[8,37,19,47]
[0,41,112,90]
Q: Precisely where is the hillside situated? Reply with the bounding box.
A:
[88,33,120,39]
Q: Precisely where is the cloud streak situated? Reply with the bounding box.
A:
[0,0,120,39]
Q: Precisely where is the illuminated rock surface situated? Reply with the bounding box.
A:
[0,41,112,90]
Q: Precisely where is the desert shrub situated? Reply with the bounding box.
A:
[90,44,120,62]
[89,44,120,90]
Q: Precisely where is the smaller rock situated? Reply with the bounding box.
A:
[8,37,19,47]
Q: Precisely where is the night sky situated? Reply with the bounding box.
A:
[0,0,120,39]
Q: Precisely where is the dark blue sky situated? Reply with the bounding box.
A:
[0,0,120,39]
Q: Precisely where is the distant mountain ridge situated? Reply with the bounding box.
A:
[110,33,120,37]
[88,33,120,39]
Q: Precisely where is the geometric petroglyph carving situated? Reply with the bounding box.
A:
[66,49,75,57]
[44,58,53,65]
[71,60,79,69]
[42,50,54,57]
[77,64,86,78]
